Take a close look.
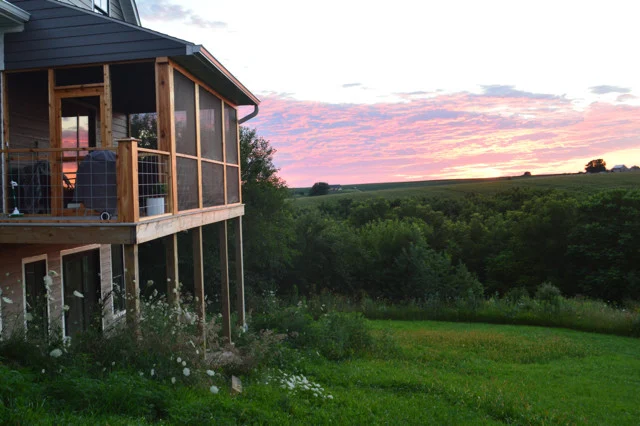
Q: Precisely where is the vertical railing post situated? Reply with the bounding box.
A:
[117,138,139,222]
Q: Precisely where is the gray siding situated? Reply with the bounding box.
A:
[5,0,189,70]
[57,0,91,12]
[7,71,50,149]
[112,112,128,140]
[109,0,124,21]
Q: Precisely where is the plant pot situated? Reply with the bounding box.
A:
[147,197,165,216]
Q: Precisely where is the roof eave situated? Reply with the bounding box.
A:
[0,1,30,26]
[187,45,260,106]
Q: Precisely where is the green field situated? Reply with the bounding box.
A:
[3,320,639,424]
[293,172,640,207]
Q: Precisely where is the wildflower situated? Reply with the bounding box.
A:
[139,371,144,376]
[182,361,186,367]
[112,361,115,366]
[327,395,334,399]
[150,369,155,376]
[206,370,215,377]
[146,280,154,287]
[209,385,219,394]
[48,270,59,277]
[43,275,53,288]
[183,367,190,377]
[41,369,45,374]
[50,348,63,358]
[171,377,176,384]
[25,313,33,321]
[176,357,182,363]
[73,291,84,298]
[2,297,13,304]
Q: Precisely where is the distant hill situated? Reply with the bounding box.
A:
[291,172,640,207]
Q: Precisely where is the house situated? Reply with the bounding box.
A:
[328,184,342,192]
[611,165,628,173]
[0,0,259,343]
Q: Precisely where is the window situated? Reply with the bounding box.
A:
[94,0,108,15]
[111,245,125,314]
[23,257,49,338]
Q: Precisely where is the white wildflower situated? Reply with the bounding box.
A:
[182,361,186,367]
[206,370,215,377]
[139,371,144,376]
[327,395,334,399]
[49,348,63,358]
[25,313,34,321]
[209,385,219,394]
[183,367,190,377]
[63,305,70,312]
[43,275,53,289]
[48,270,59,277]
[73,291,84,298]
[171,377,176,384]
[150,369,155,376]
[176,357,182,363]
[112,361,116,366]
[2,297,13,304]
[41,369,45,374]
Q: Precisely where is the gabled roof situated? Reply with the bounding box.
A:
[4,0,259,106]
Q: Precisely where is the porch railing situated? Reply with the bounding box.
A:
[1,139,173,222]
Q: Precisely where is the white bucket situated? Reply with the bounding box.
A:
[147,197,165,216]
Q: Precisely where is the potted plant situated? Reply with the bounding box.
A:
[147,183,166,216]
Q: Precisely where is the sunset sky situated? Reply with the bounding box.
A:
[138,0,640,186]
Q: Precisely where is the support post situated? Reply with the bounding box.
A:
[164,233,179,306]
[124,244,140,331]
[219,220,231,342]
[192,226,206,345]
[234,217,245,329]
[116,138,139,222]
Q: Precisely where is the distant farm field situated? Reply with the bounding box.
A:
[292,172,640,207]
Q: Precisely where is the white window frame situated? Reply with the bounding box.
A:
[60,244,102,338]
[22,254,50,334]
[93,0,108,15]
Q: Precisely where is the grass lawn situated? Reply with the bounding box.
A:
[293,172,640,207]
[3,320,639,424]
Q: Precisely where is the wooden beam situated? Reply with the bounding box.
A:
[124,244,140,331]
[0,224,136,244]
[135,204,244,244]
[155,62,177,214]
[195,85,203,209]
[102,65,113,147]
[192,226,206,345]
[116,138,140,223]
[234,216,245,328]
[219,220,231,342]
[54,86,104,98]
[164,233,180,307]
[49,69,63,216]
[236,119,242,204]
[2,72,9,214]
[221,102,227,205]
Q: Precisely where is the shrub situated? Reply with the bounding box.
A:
[535,282,563,306]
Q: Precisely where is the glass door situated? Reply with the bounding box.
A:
[63,249,101,337]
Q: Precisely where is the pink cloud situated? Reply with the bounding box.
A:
[243,91,640,187]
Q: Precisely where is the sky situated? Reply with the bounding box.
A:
[137,0,640,186]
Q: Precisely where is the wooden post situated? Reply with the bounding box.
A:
[219,220,231,341]
[234,217,246,328]
[116,138,139,222]
[164,233,179,306]
[101,64,113,147]
[124,244,140,330]
[155,60,177,214]
[192,226,206,345]
[48,69,63,216]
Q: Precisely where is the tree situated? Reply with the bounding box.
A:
[129,113,158,148]
[585,159,607,173]
[238,127,295,295]
[309,182,330,196]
